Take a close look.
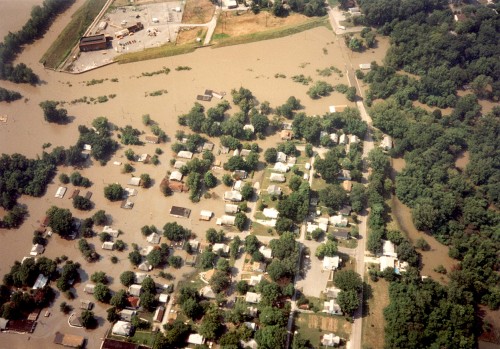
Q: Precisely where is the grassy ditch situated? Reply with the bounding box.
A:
[114,42,201,64]
[40,0,108,69]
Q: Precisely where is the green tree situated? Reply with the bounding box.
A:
[206,228,225,244]
[264,147,278,163]
[337,289,360,315]
[92,210,107,225]
[319,185,348,210]
[39,100,68,123]
[93,283,111,303]
[204,171,217,188]
[46,206,73,237]
[210,270,231,293]
[140,173,152,188]
[72,195,92,210]
[90,271,108,284]
[163,222,189,241]
[81,310,96,329]
[110,290,128,309]
[120,271,135,286]
[315,240,338,259]
[104,183,124,201]
[235,212,247,231]
[333,270,362,292]
[255,325,287,349]
[128,250,142,266]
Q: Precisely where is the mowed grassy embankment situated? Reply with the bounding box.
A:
[40,0,107,69]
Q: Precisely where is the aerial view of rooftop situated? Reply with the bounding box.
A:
[0,0,499,348]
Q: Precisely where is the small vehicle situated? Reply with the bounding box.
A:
[44,310,50,317]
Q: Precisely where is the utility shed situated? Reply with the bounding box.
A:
[170,206,191,218]
[79,34,107,52]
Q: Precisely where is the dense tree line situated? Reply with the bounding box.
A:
[0,87,22,102]
[0,0,75,84]
[359,1,500,345]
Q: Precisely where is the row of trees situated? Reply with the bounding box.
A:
[0,86,22,102]
[0,0,74,83]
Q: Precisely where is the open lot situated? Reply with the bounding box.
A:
[294,313,351,348]
[362,275,390,349]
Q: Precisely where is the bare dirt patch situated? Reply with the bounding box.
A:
[215,11,311,37]
[176,27,207,45]
[182,0,215,24]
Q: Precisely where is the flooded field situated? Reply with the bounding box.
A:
[391,158,455,282]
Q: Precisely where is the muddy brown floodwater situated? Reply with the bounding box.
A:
[391,158,456,283]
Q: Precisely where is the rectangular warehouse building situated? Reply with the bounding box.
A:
[79,34,107,52]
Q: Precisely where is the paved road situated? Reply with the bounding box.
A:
[203,8,221,45]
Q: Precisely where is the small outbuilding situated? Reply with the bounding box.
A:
[199,210,213,221]
[112,321,132,336]
[128,177,141,186]
[170,206,191,218]
[102,241,114,250]
[270,173,286,183]
[177,151,193,159]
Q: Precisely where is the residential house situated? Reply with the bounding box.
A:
[322,333,341,346]
[32,274,48,290]
[273,162,289,173]
[55,186,67,198]
[153,306,165,323]
[170,206,191,218]
[102,241,114,250]
[330,228,350,240]
[199,210,213,221]
[147,233,161,244]
[267,185,282,196]
[217,215,236,226]
[245,292,262,304]
[102,226,119,238]
[359,63,371,70]
[233,180,243,192]
[382,240,398,257]
[112,321,132,336]
[247,306,258,317]
[188,334,205,346]
[270,173,286,182]
[323,256,342,271]
[200,285,216,299]
[280,130,293,140]
[240,149,251,157]
[30,244,44,256]
[169,171,183,182]
[84,284,95,294]
[329,215,348,227]
[137,153,150,163]
[263,208,279,219]
[225,204,240,214]
[134,273,148,283]
[233,149,240,156]
[212,243,230,254]
[249,274,263,286]
[233,170,248,179]
[259,246,273,259]
[224,191,243,202]
[119,309,136,322]
[349,135,360,144]
[138,261,152,271]
[173,160,186,169]
[338,169,351,180]
[342,180,352,192]
[381,135,393,151]
[276,152,287,163]
[324,286,341,299]
[159,294,169,303]
[145,135,159,144]
[339,205,352,216]
[53,332,85,348]
[177,151,193,159]
[330,133,339,143]
[124,187,137,197]
[203,142,214,151]
[252,262,266,273]
[128,284,142,297]
[128,177,141,186]
[339,134,347,145]
[244,322,257,331]
[127,296,140,309]
[329,105,347,113]
[188,239,200,252]
[323,299,342,316]
[243,124,255,133]
[380,256,397,272]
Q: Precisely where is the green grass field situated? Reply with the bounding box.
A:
[41,0,107,69]
[212,16,330,48]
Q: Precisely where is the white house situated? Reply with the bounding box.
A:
[330,133,339,143]
[323,256,342,271]
[212,243,230,254]
[55,186,67,198]
[30,244,45,256]
[225,204,239,214]
[381,135,393,150]
[339,134,347,145]
[177,151,193,159]
[263,208,279,219]
[128,177,141,186]
[84,284,95,294]
[359,63,371,70]
[169,171,183,182]
[338,169,352,181]
[243,124,255,133]
[273,162,289,173]
[102,241,114,250]
[200,210,213,221]
[102,226,119,238]
[322,333,341,346]
[276,152,287,163]
[259,246,273,259]
[249,274,263,286]
[217,215,236,226]
[128,284,142,297]
[323,300,342,316]
[173,160,186,169]
[330,215,348,227]
[245,292,262,304]
[270,173,286,182]
[138,261,152,271]
[147,232,161,244]
[382,240,398,257]
[134,272,148,283]
[224,191,243,202]
[188,334,205,345]
[349,135,360,144]
[119,309,136,322]
[380,256,397,272]
[112,321,132,336]
[233,180,243,192]
[267,185,282,196]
